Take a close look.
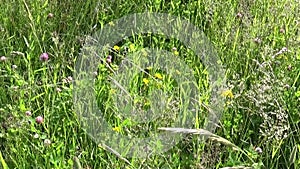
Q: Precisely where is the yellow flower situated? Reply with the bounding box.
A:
[225,101,232,106]
[173,51,179,56]
[154,73,163,80]
[113,45,120,51]
[129,44,135,52]
[112,126,121,132]
[143,78,150,85]
[222,90,234,99]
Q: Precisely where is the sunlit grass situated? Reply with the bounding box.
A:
[0,0,299,168]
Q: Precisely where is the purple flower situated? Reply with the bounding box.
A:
[40,53,49,62]
[106,55,112,63]
[35,116,44,124]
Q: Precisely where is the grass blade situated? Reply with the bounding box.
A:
[0,151,9,169]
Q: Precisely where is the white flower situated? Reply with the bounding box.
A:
[255,147,263,154]
[44,139,51,146]
[34,133,39,139]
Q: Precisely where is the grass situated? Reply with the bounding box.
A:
[0,0,300,168]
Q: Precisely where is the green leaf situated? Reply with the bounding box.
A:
[121,119,133,127]
[19,100,26,112]
[295,91,300,97]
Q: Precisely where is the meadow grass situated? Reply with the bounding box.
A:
[0,0,299,168]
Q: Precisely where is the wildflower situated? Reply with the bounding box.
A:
[154,73,163,80]
[47,13,54,19]
[35,116,44,124]
[106,55,112,63]
[113,45,120,51]
[67,76,73,83]
[279,28,285,33]
[255,147,262,154]
[284,84,290,89]
[40,53,49,62]
[225,101,232,106]
[253,37,262,44]
[173,51,179,56]
[34,133,39,139]
[172,47,177,51]
[12,65,17,69]
[221,89,234,99]
[108,21,114,26]
[129,44,135,52]
[0,56,6,62]
[112,126,121,132]
[44,139,51,146]
[25,111,32,116]
[56,87,62,92]
[236,12,243,19]
[143,78,150,85]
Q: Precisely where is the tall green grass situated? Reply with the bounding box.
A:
[0,0,299,168]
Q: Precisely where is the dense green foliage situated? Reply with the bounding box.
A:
[0,0,299,168]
